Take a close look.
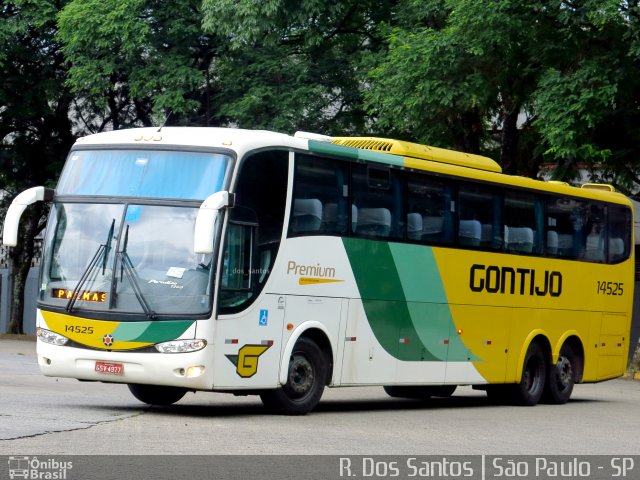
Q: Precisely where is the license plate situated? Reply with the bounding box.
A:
[95,361,124,375]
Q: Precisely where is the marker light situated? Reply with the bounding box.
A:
[36,328,69,346]
[155,339,207,354]
[185,366,206,378]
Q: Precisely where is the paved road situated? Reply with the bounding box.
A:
[1,337,639,456]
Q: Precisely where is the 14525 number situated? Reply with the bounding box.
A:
[596,281,624,296]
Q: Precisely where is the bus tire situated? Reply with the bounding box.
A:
[260,337,327,415]
[384,385,456,399]
[543,344,576,404]
[511,342,547,406]
[128,383,188,406]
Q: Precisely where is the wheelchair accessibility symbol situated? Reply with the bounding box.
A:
[259,309,268,326]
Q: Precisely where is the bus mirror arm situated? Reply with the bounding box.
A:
[194,191,234,254]
[2,186,54,247]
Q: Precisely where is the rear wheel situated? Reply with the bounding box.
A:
[511,342,547,406]
[384,385,457,399]
[543,344,576,404]
[128,384,188,406]
[260,337,328,415]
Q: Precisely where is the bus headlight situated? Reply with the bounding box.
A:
[155,339,207,354]
[36,328,69,346]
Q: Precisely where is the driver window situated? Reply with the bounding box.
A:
[218,149,288,314]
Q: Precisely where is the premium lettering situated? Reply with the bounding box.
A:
[287,261,336,278]
[469,264,562,297]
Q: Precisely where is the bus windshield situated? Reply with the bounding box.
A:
[38,148,232,318]
[40,202,214,318]
[56,149,230,200]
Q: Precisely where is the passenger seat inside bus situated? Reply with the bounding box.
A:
[505,226,534,253]
[291,198,323,233]
[546,230,558,256]
[407,213,423,240]
[584,231,605,261]
[459,219,481,246]
[609,237,625,262]
[357,207,392,237]
[422,216,444,243]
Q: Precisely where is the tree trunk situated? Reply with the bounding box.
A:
[8,202,45,334]
[500,109,520,175]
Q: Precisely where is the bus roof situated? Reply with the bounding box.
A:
[73,127,308,156]
[74,127,631,207]
[332,136,502,173]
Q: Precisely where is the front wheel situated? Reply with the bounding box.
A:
[260,337,328,415]
[128,383,188,406]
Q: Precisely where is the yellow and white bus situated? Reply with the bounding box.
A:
[3,127,634,414]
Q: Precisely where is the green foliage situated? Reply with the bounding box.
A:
[202,0,393,134]
[365,0,640,186]
[366,0,549,160]
[58,0,210,128]
[0,0,72,191]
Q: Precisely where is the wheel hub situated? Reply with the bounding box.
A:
[555,356,573,389]
[288,354,314,396]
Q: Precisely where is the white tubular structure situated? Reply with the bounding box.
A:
[2,186,51,247]
[193,191,232,254]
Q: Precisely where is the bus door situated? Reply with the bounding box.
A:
[212,294,286,389]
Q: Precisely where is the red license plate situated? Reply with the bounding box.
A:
[95,361,124,375]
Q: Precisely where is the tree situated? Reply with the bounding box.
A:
[531,0,640,194]
[366,0,556,175]
[201,0,394,134]
[0,0,74,333]
[58,0,214,129]
[367,0,640,193]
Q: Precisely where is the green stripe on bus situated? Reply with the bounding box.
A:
[309,140,359,159]
[388,243,479,362]
[343,238,479,362]
[357,149,404,167]
[113,320,194,343]
[342,238,439,361]
[308,140,404,167]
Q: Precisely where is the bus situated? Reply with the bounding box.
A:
[2,127,634,414]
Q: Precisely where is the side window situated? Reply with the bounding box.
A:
[219,209,258,309]
[406,173,453,244]
[352,164,402,240]
[545,198,587,259]
[504,191,541,254]
[608,205,631,263]
[458,184,502,250]
[289,154,349,236]
[219,150,288,313]
[581,203,606,262]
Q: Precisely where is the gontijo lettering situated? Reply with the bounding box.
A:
[469,264,562,297]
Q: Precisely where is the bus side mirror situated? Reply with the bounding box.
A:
[2,186,54,247]
[194,191,234,254]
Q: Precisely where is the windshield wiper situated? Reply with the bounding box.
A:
[66,219,115,313]
[114,225,158,320]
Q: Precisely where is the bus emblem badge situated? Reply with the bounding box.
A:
[226,344,271,378]
[103,334,114,347]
